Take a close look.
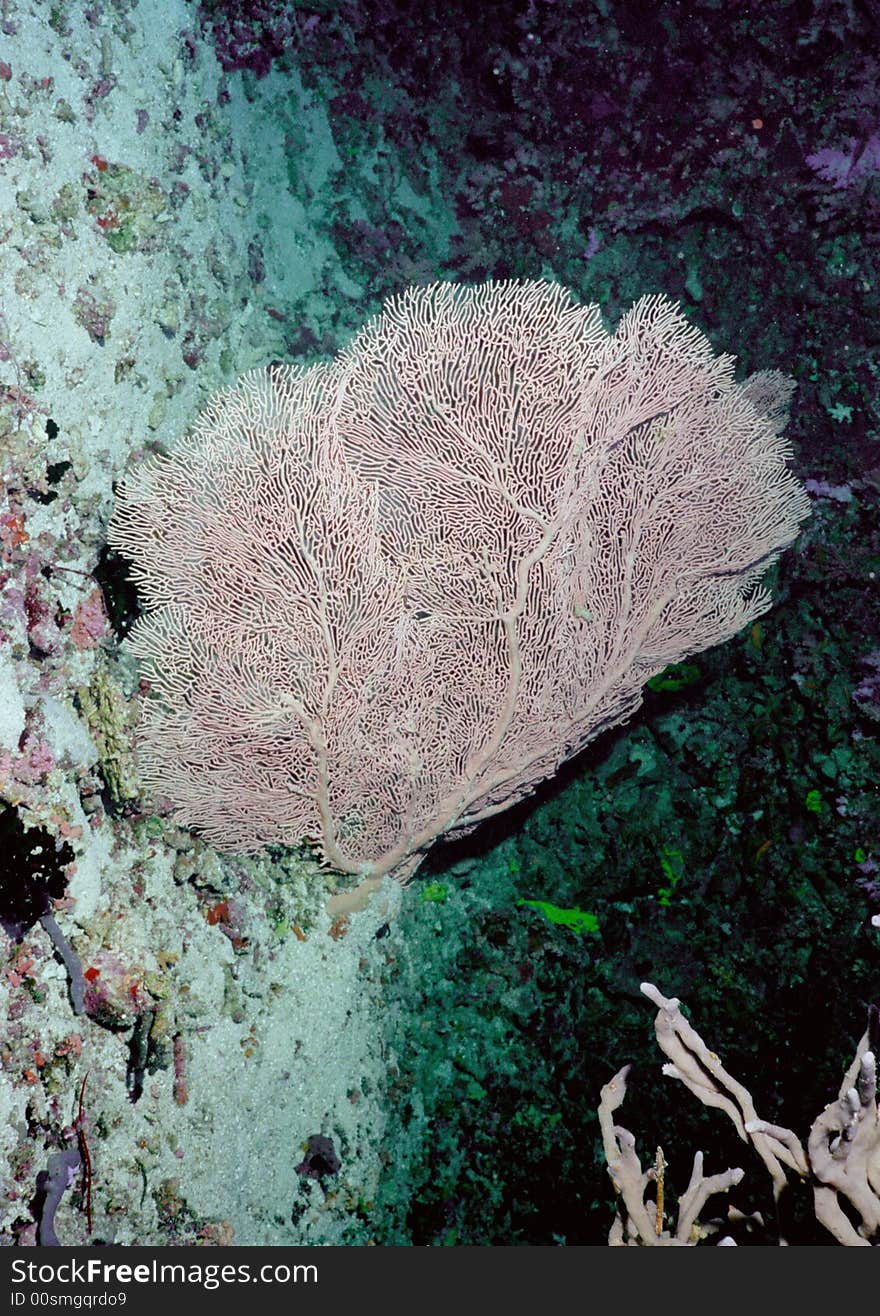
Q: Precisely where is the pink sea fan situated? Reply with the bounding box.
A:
[108,280,810,882]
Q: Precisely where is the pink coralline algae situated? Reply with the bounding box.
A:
[17,732,56,783]
[0,509,29,555]
[81,951,152,1029]
[25,576,63,656]
[69,587,107,650]
[0,132,22,160]
[72,284,116,345]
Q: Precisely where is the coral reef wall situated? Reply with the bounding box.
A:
[0,0,412,1247]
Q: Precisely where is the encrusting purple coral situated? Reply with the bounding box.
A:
[39,912,85,1015]
[35,1147,82,1246]
[295,1134,341,1181]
